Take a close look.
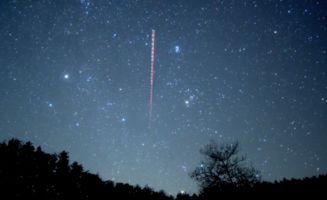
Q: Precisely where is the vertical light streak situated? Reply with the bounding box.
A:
[149,29,155,124]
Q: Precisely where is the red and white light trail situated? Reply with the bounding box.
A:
[149,29,155,124]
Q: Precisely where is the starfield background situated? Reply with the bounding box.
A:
[0,0,326,199]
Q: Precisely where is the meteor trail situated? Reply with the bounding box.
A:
[149,29,155,124]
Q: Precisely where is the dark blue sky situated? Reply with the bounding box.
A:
[0,0,326,195]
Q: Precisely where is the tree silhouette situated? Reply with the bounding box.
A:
[190,141,259,192]
[0,138,175,200]
[1,138,326,199]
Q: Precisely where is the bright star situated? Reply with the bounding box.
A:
[185,100,190,107]
[64,74,69,79]
[175,45,181,53]
[46,101,53,108]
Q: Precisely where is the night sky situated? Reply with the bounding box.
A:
[0,0,326,195]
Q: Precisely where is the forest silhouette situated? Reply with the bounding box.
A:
[0,138,325,199]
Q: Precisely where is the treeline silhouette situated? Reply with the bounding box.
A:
[188,140,326,199]
[193,175,327,199]
[0,138,174,200]
[0,138,326,199]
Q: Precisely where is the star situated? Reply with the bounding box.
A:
[184,100,190,107]
[46,102,53,108]
[175,45,181,53]
[64,74,69,79]
[181,165,187,172]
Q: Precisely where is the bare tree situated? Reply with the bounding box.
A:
[190,141,260,190]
